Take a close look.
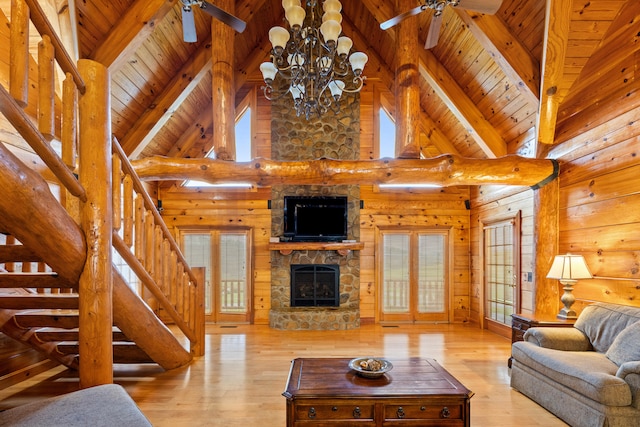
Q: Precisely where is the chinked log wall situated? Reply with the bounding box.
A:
[0,0,202,388]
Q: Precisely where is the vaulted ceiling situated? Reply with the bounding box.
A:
[8,0,639,164]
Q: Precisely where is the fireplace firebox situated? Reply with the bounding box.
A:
[290,264,340,307]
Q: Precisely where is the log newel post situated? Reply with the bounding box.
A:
[533,177,560,317]
[191,267,206,357]
[78,59,113,387]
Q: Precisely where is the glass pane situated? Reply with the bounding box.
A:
[236,107,251,162]
[484,220,515,326]
[220,233,247,313]
[379,108,395,158]
[382,233,410,313]
[183,234,212,315]
[417,234,445,313]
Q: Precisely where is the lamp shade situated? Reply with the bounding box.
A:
[546,254,593,280]
[348,52,368,74]
[320,19,341,44]
[269,27,291,50]
[259,62,278,81]
[285,5,306,28]
[336,36,353,57]
[323,0,342,13]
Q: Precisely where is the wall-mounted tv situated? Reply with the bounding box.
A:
[283,196,348,242]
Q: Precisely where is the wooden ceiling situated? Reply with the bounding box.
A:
[5,0,639,163]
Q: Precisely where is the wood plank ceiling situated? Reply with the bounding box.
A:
[5,0,638,166]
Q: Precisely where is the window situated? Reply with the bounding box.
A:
[184,99,253,188]
[379,107,395,158]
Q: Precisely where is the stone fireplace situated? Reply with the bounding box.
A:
[268,82,361,330]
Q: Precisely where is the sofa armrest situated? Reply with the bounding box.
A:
[523,327,592,351]
[616,361,640,379]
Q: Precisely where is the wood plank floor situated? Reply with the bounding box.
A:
[0,323,568,426]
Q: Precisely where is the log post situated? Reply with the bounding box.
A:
[395,0,421,159]
[211,0,236,161]
[533,176,560,317]
[78,59,113,388]
[192,266,205,357]
[62,73,78,169]
[10,0,29,107]
[38,35,55,140]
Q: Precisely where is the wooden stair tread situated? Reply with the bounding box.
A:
[35,327,130,342]
[0,272,74,288]
[57,342,154,363]
[0,294,79,309]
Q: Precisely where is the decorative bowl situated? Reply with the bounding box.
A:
[348,357,393,378]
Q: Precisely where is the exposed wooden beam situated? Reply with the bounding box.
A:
[88,0,177,72]
[362,0,501,157]
[165,104,214,158]
[537,0,572,146]
[455,10,540,106]
[121,40,212,158]
[395,0,421,159]
[355,2,460,156]
[132,154,558,188]
[418,51,507,158]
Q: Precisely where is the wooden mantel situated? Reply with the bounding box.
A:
[269,241,365,256]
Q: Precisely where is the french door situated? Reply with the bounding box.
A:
[181,229,252,323]
[378,229,450,323]
[483,215,520,329]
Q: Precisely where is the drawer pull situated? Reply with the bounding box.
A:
[353,406,361,418]
[308,407,316,419]
[441,406,450,418]
[396,407,405,418]
[420,406,426,411]
[332,406,338,412]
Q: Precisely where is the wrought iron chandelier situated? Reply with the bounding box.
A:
[260,0,368,120]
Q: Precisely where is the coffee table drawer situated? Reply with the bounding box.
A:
[295,403,375,421]
[384,403,462,420]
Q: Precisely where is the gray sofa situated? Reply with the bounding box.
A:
[511,302,640,427]
[0,384,152,426]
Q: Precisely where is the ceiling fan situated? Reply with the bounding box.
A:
[180,0,246,43]
[380,0,503,49]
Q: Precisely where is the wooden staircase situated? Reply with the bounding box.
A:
[0,240,169,372]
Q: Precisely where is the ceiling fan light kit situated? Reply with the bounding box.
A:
[381,0,503,49]
[260,0,368,120]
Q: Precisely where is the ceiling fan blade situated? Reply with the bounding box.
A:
[181,6,198,43]
[380,5,425,30]
[424,13,443,49]
[199,1,247,33]
[457,0,504,15]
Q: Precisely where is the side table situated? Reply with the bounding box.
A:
[509,313,576,367]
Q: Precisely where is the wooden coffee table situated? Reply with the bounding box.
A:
[283,357,473,426]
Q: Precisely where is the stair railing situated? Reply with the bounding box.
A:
[0,0,204,381]
[112,138,204,356]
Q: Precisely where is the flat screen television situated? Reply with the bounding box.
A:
[283,196,348,242]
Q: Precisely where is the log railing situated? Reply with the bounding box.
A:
[0,0,203,384]
[112,138,204,355]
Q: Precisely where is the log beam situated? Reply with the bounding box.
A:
[131,155,559,188]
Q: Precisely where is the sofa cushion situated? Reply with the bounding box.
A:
[606,321,640,366]
[512,341,632,406]
[574,303,640,353]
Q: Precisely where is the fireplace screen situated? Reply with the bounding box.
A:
[290,264,340,307]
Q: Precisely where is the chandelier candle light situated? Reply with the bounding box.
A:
[546,254,593,319]
[260,0,368,120]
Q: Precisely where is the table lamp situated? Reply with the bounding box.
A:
[546,254,592,319]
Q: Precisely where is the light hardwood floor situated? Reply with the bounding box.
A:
[0,323,568,426]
